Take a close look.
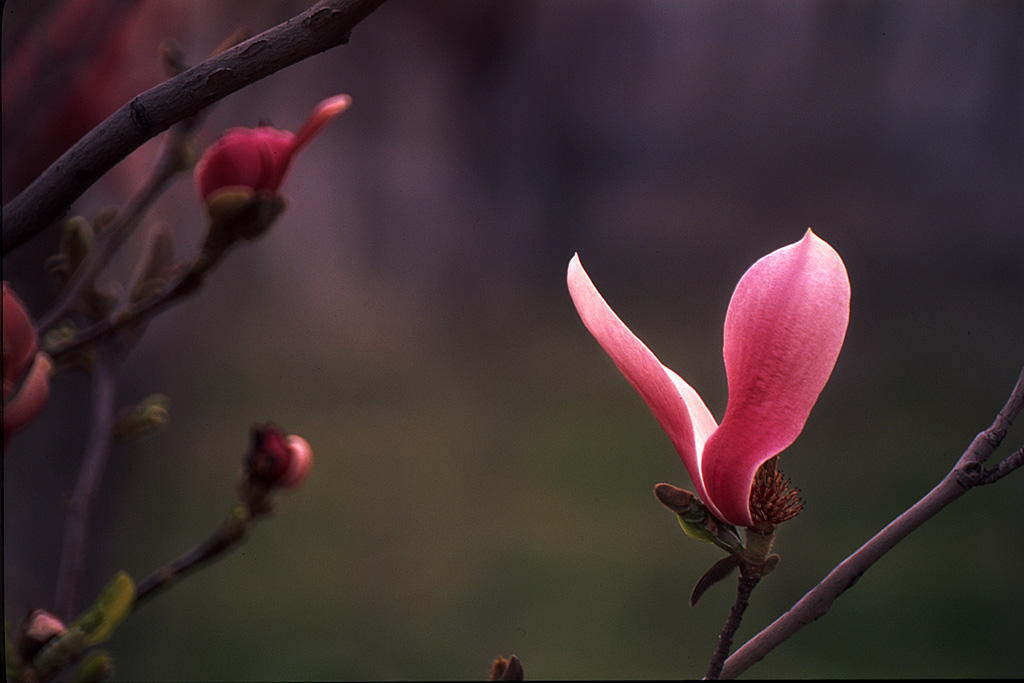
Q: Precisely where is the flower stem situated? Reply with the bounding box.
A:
[706,562,762,679]
[133,503,253,609]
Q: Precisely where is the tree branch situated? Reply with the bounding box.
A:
[2,0,387,255]
[719,366,1024,679]
[53,342,123,621]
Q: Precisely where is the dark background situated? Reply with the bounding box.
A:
[4,1,1023,679]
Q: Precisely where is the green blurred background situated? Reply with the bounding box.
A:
[4,0,1023,679]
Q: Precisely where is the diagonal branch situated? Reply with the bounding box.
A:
[2,0,386,255]
[719,365,1024,679]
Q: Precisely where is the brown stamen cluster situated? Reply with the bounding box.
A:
[749,456,804,524]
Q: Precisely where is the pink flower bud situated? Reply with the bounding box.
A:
[3,282,52,446]
[194,94,351,203]
[24,609,67,643]
[19,609,67,661]
[278,435,313,491]
[245,424,313,491]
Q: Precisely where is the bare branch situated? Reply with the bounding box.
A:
[2,0,386,255]
[53,343,123,620]
[719,365,1024,679]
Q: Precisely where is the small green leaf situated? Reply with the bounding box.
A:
[113,394,170,442]
[676,499,744,554]
[33,628,87,679]
[71,571,136,646]
[61,215,94,273]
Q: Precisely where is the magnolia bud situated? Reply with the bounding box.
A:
[19,609,67,662]
[3,282,52,445]
[489,655,524,681]
[194,94,351,204]
[244,424,313,492]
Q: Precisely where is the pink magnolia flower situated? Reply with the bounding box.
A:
[3,282,52,446]
[568,230,850,528]
[194,94,352,203]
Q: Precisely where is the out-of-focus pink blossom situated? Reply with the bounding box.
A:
[194,95,352,204]
[246,424,313,492]
[3,283,52,446]
[2,0,185,197]
[568,230,850,528]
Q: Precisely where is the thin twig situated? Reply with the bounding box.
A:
[979,446,1024,484]
[2,0,387,255]
[45,248,212,363]
[37,31,249,334]
[134,504,253,610]
[53,342,123,620]
[719,366,1024,679]
[706,564,761,679]
[38,117,199,333]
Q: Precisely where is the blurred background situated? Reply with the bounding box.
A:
[4,0,1023,679]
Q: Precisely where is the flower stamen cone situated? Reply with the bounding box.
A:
[748,456,804,525]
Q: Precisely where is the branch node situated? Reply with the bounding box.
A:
[303,7,336,29]
[241,40,268,58]
[130,99,153,133]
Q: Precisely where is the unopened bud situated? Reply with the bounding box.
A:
[244,424,313,491]
[654,482,743,554]
[654,482,696,514]
[62,216,94,274]
[130,224,175,303]
[489,655,524,681]
[113,394,170,442]
[194,94,351,203]
[19,609,67,661]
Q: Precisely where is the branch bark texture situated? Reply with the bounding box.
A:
[719,366,1024,679]
[2,0,386,255]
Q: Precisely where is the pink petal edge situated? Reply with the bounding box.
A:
[3,282,39,383]
[567,254,724,519]
[294,94,352,151]
[701,229,850,526]
[279,434,313,490]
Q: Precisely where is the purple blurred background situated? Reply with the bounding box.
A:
[4,1,1023,679]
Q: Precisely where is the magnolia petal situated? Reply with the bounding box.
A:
[702,230,850,527]
[567,255,724,518]
[3,352,52,445]
[294,94,352,152]
[195,129,283,200]
[252,128,300,194]
[2,282,39,384]
[279,434,314,491]
[665,368,718,454]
